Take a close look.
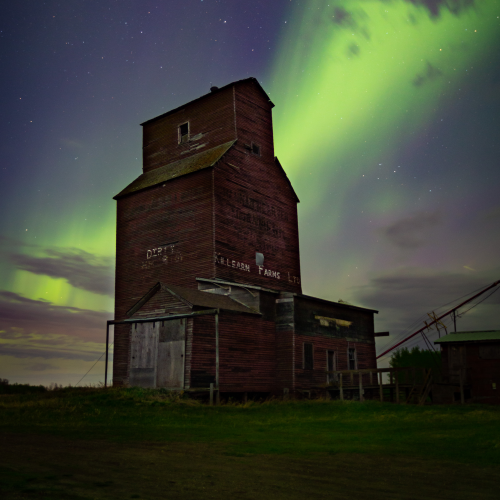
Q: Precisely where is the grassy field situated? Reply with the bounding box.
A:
[1,387,500,499]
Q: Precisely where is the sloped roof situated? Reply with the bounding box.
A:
[435,330,500,344]
[114,140,235,199]
[140,77,274,126]
[274,157,299,203]
[165,284,259,314]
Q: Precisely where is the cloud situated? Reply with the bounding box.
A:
[413,62,443,87]
[404,0,475,18]
[8,247,114,296]
[481,205,500,221]
[351,268,500,357]
[0,291,111,344]
[379,211,440,249]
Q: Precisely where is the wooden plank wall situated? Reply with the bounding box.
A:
[190,315,216,388]
[293,335,376,391]
[142,85,236,173]
[218,314,276,392]
[213,80,302,293]
[113,170,214,385]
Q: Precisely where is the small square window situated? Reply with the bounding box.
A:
[251,143,260,155]
[179,122,189,144]
[303,343,314,370]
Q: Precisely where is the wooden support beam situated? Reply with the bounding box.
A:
[340,373,344,401]
[359,373,364,402]
[379,371,384,402]
[210,383,214,406]
[459,369,464,405]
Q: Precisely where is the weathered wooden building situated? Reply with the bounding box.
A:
[434,330,500,404]
[111,78,378,396]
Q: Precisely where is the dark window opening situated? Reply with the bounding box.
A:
[327,350,337,384]
[348,348,357,370]
[179,122,189,144]
[252,143,260,155]
[304,343,314,370]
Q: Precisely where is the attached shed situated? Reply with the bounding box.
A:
[118,280,377,397]
[434,330,500,404]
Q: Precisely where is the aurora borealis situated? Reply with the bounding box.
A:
[1,1,499,385]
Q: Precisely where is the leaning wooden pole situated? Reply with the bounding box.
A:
[376,280,500,360]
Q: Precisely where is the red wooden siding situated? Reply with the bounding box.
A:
[218,314,276,392]
[191,315,216,388]
[142,85,236,173]
[293,335,376,391]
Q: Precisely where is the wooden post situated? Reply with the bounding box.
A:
[339,373,344,401]
[396,373,400,404]
[459,369,464,405]
[216,389,220,405]
[215,312,219,393]
[379,371,384,402]
[210,383,214,406]
[350,371,354,385]
[243,392,248,403]
[104,322,109,388]
[369,371,373,386]
[359,372,364,402]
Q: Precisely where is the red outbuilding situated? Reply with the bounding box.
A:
[111,78,378,397]
[434,330,500,404]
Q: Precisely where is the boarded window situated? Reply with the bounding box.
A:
[179,122,189,143]
[348,348,357,370]
[252,143,261,155]
[304,343,314,370]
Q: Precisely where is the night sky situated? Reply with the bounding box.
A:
[1,0,499,386]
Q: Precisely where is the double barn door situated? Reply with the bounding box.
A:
[129,319,185,389]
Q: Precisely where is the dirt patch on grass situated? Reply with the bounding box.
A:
[1,432,499,499]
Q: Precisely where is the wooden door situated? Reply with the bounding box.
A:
[129,322,159,388]
[327,350,337,385]
[448,345,466,384]
[156,319,186,389]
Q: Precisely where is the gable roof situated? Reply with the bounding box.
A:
[114,140,235,199]
[435,330,500,344]
[128,282,259,317]
[140,77,274,127]
[165,284,258,314]
[274,157,299,203]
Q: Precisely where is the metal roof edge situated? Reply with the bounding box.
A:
[297,293,379,314]
[113,140,236,200]
[434,330,500,344]
[196,277,280,294]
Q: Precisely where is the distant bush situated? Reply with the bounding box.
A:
[390,347,442,383]
[0,381,47,395]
